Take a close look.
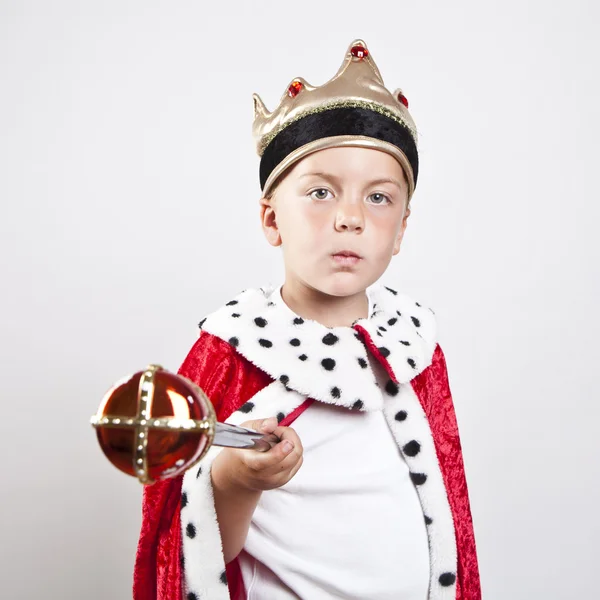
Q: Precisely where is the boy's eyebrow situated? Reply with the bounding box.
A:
[299,171,404,190]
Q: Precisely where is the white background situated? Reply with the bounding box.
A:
[1,1,598,598]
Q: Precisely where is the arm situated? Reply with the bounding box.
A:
[211,451,262,565]
[211,417,303,564]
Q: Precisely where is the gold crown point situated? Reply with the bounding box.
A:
[253,93,271,119]
[331,38,383,85]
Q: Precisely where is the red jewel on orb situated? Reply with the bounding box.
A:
[288,80,303,98]
[398,93,409,108]
[350,45,369,59]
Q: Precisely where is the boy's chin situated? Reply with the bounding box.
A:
[312,273,377,298]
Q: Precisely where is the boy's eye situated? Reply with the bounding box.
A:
[368,193,390,205]
[309,188,333,201]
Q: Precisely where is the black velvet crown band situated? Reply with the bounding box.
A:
[259,106,419,190]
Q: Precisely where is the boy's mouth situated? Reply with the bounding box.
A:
[331,250,362,266]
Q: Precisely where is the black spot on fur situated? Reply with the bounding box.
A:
[196,466,202,478]
[239,402,255,414]
[425,516,433,525]
[407,358,417,369]
[321,358,336,371]
[385,286,398,295]
[388,318,398,326]
[220,570,228,584]
[198,318,206,329]
[279,374,290,386]
[331,386,341,399]
[411,316,421,327]
[358,357,368,369]
[228,337,239,348]
[187,593,197,600]
[290,338,301,347]
[298,354,308,361]
[353,400,364,410]
[410,472,428,485]
[258,338,273,348]
[254,317,268,328]
[322,332,339,346]
[403,440,421,457]
[386,381,399,396]
[400,340,411,346]
[231,313,241,318]
[439,572,456,587]
[186,523,196,538]
[181,492,188,508]
[226,300,238,306]
[277,412,285,423]
[378,347,390,358]
[293,317,304,325]
[395,410,407,421]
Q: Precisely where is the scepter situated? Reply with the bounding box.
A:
[91,364,279,484]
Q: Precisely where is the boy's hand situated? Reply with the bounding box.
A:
[212,417,303,492]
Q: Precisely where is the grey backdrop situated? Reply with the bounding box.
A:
[1,1,599,598]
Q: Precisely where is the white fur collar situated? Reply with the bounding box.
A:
[200,283,437,410]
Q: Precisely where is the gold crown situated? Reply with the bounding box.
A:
[252,39,419,199]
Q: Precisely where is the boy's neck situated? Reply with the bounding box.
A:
[280,281,369,328]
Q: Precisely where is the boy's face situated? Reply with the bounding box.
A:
[260,146,411,299]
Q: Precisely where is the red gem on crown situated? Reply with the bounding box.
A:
[288,80,304,98]
[350,45,369,59]
[398,93,409,108]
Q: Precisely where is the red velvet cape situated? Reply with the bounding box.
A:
[133,331,481,599]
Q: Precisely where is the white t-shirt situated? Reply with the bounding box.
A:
[237,288,430,599]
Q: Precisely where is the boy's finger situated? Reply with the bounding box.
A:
[270,425,303,454]
[245,437,296,470]
[256,438,303,476]
[262,445,303,478]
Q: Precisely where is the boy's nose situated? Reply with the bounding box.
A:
[334,202,364,233]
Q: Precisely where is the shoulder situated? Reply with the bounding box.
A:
[179,329,273,420]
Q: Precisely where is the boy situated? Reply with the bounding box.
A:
[134,39,481,599]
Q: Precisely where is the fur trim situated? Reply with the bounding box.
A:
[382,380,458,598]
[200,284,437,409]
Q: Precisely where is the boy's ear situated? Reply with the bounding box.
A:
[259,197,282,247]
[392,206,411,256]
